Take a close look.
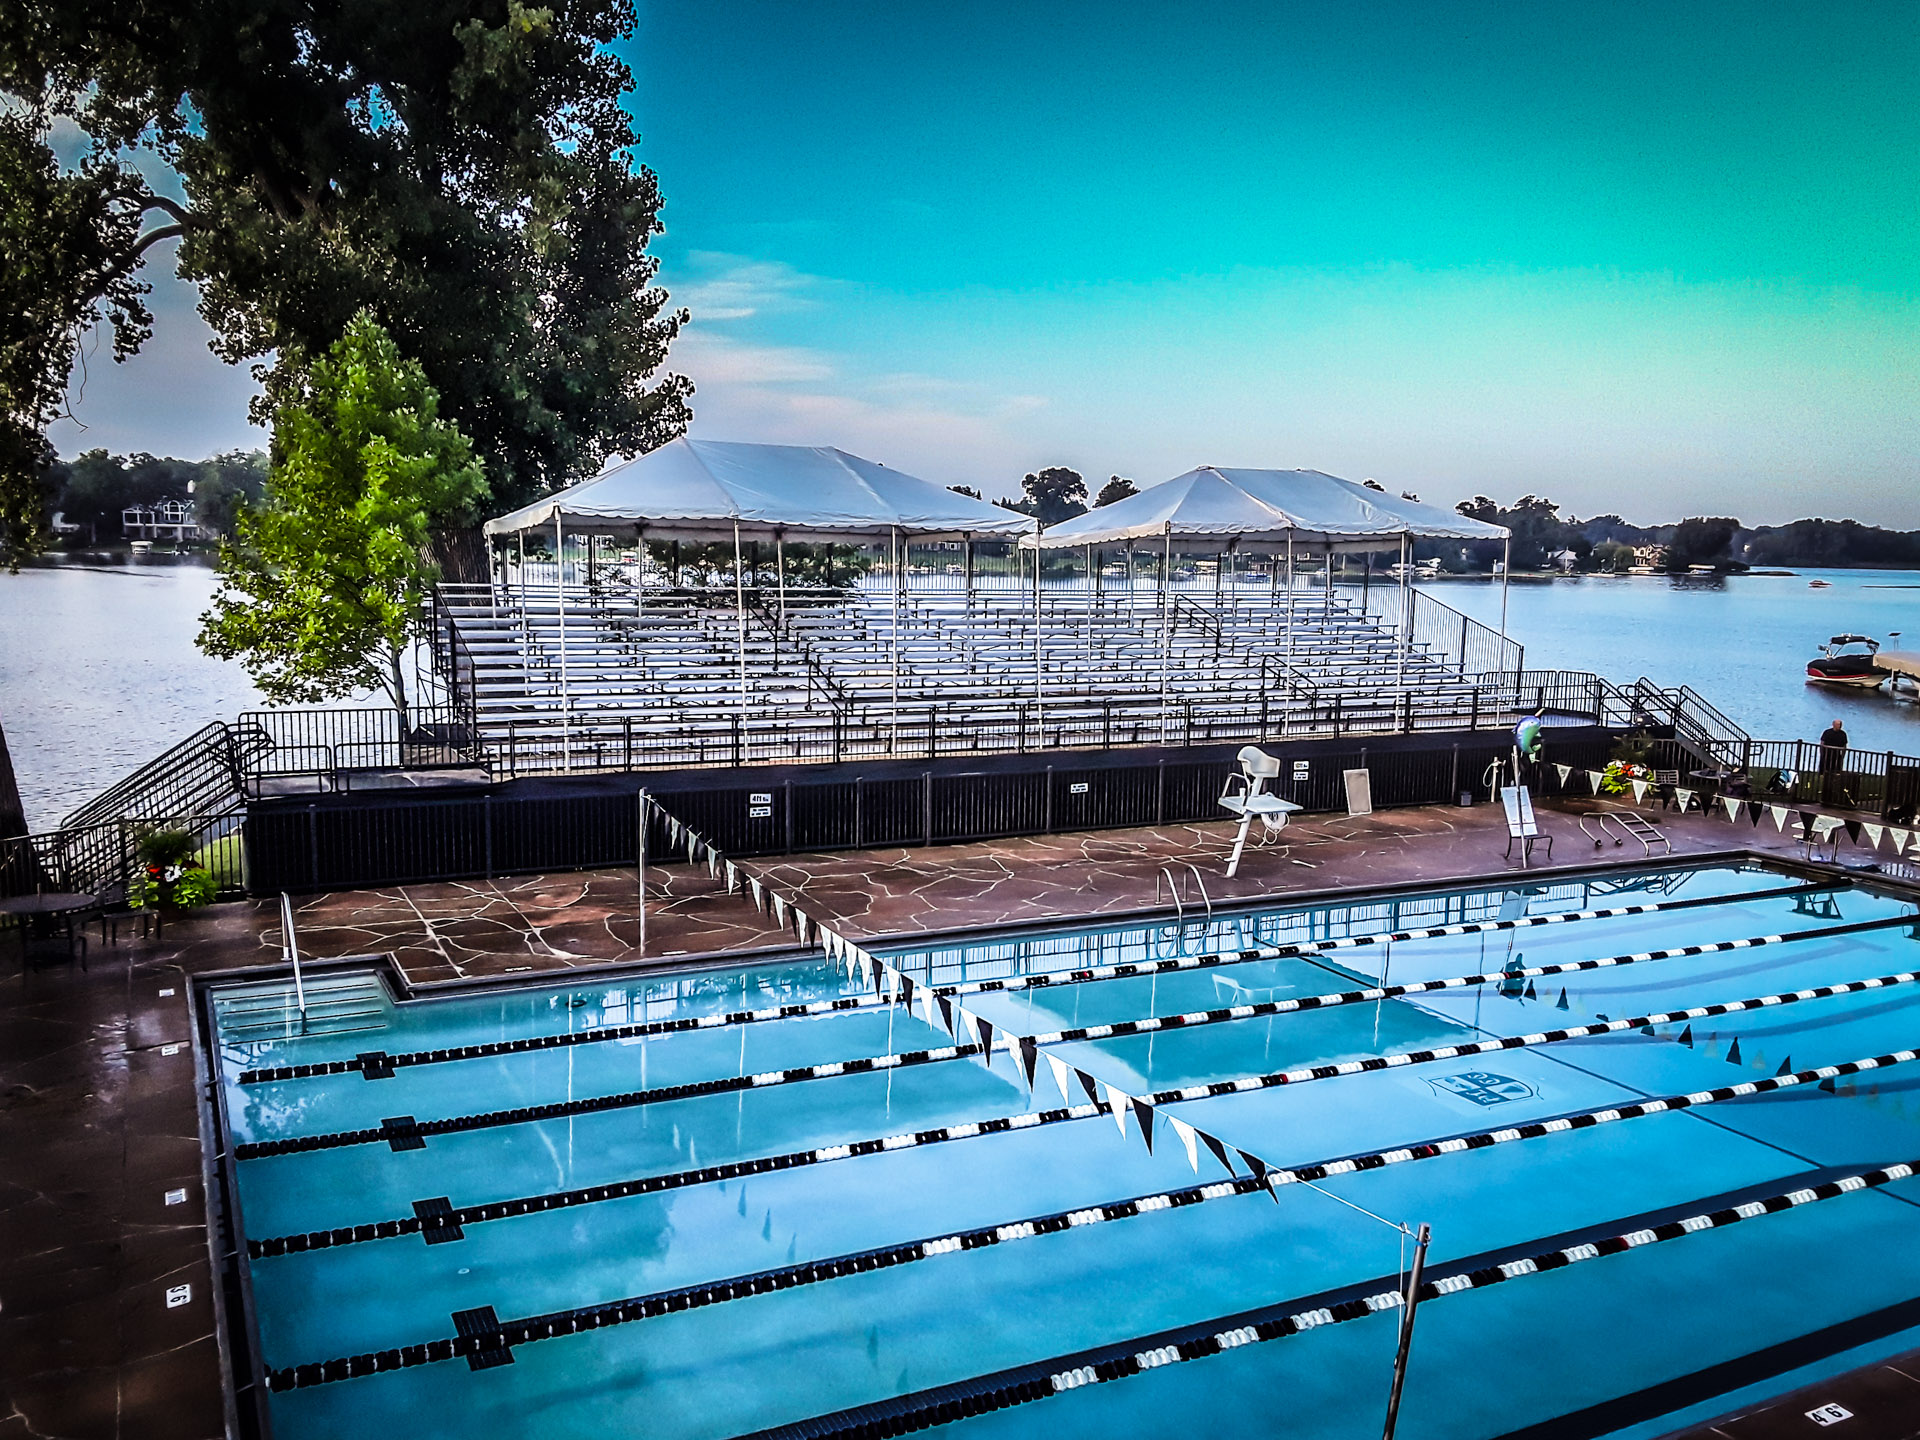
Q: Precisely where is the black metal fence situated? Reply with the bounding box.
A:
[1,812,247,901]
[245,726,1622,894]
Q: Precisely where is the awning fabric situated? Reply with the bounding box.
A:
[483,439,1034,543]
[1024,466,1509,549]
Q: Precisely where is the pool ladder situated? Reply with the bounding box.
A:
[1577,809,1673,858]
[1156,863,1214,953]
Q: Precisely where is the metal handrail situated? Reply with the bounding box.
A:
[280,892,308,1028]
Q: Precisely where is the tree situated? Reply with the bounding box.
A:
[1003,467,1088,526]
[1094,475,1138,508]
[2,0,690,556]
[198,313,487,720]
[947,484,982,500]
[1665,516,1742,571]
[194,450,268,538]
[56,449,199,538]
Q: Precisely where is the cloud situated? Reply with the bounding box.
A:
[672,253,828,322]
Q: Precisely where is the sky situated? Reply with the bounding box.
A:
[49,1,1920,526]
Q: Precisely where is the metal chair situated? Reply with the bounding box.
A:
[1218,746,1303,877]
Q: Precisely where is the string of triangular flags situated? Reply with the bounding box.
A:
[635,792,1328,1200]
[1541,765,1915,856]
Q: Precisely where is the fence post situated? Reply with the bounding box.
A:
[731,714,743,769]
[484,793,494,878]
[1886,750,1897,819]
[923,771,933,847]
[306,804,320,892]
[1103,699,1112,751]
[1044,766,1054,833]
[1184,700,1193,749]
[853,776,863,848]
[1469,687,1480,732]
[833,714,843,765]
[927,708,936,762]
[623,717,632,773]
[1156,759,1166,825]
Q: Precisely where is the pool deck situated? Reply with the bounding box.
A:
[2,795,1912,1440]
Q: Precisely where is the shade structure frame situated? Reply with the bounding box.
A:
[484,438,1035,546]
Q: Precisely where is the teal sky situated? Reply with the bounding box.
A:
[54,1,1920,525]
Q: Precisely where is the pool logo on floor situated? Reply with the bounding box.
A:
[1428,1072,1536,1107]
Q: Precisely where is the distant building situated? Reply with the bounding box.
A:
[122,500,205,542]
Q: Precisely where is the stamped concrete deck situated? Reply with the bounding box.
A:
[1,795,1908,1439]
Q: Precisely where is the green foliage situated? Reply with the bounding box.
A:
[2,0,689,538]
[999,467,1089,526]
[198,312,487,716]
[1745,518,1920,569]
[135,827,199,868]
[1094,475,1138,508]
[193,450,268,538]
[1592,539,1637,573]
[195,833,247,889]
[1664,516,1741,570]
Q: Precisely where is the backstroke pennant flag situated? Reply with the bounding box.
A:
[1046,1052,1075,1107]
[1893,829,1913,856]
[1200,1129,1236,1176]
[1630,778,1649,804]
[1168,1114,1200,1172]
[1864,822,1885,849]
[1555,763,1572,786]
[1722,796,1742,822]
[1588,770,1606,795]
[1770,804,1789,832]
[748,877,766,912]
[1017,1035,1040,1090]
[976,1016,997,1068]
[1074,1067,1102,1108]
[936,992,956,1038]
[1674,787,1695,812]
[1104,1082,1131,1137]
[1130,1097,1156,1154]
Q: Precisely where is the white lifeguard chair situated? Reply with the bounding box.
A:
[1218,746,1304,877]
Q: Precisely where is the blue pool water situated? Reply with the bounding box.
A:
[210,862,1920,1439]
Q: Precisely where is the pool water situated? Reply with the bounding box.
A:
[210,862,1920,1439]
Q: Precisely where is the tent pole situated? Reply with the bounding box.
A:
[1033,530,1043,722]
[1160,524,1172,744]
[733,519,748,719]
[1397,533,1409,694]
[516,531,525,601]
[556,514,570,772]
[964,536,974,599]
[1286,534,1295,667]
[1500,534,1511,637]
[890,526,900,752]
[776,531,786,649]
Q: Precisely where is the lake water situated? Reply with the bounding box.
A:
[2,559,1917,833]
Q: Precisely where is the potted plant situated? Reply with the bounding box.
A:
[131,829,219,915]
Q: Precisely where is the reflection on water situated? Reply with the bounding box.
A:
[0,557,385,831]
[2,557,1917,834]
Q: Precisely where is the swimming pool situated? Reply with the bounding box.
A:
[205,860,1920,1439]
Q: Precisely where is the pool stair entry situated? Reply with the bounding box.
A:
[213,972,389,1044]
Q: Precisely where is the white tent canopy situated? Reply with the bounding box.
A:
[484,438,1033,543]
[1022,466,1509,549]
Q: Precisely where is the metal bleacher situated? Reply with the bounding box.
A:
[432,576,1558,776]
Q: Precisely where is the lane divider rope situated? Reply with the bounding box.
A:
[263,1143,1920,1392]
[236,880,1837,1083]
[231,925,1920,1161]
[727,1160,1920,1440]
[245,1044,1920,1258]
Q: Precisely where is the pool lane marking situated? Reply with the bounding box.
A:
[245,1043,1920,1258]
[727,1160,1920,1440]
[231,915,1920,1160]
[236,880,1840,1083]
[263,1138,1920,1393]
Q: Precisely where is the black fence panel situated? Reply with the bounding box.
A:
[246,725,1625,894]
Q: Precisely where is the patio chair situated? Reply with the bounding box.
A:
[1501,785,1552,868]
[1218,746,1303,878]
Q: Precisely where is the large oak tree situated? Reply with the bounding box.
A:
[0,0,690,564]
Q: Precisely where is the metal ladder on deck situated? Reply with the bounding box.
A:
[1577,809,1673,858]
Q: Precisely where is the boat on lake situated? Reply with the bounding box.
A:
[1805,634,1889,687]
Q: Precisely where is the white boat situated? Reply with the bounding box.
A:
[1806,634,1889,688]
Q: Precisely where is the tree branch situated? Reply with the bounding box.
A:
[139,194,193,226]
[132,223,186,256]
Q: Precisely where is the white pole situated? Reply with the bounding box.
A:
[1033,528,1043,716]
[1397,533,1409,693]
[556,513,570,771]
[1500,534,1511,638]
[733,519,748,715]
[636,790,647,956]
[890,526,900,750]
[1160,524,1172,743]
[1286,533,1295,667]
[776,532,787,625]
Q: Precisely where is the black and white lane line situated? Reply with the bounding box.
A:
[245,1044,1920,1258]
[236,880,1840,1084]
[235,957,1920,1161]
[264,1147,1920,1393]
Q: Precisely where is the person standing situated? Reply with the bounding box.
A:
[1818,718,1849,805]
